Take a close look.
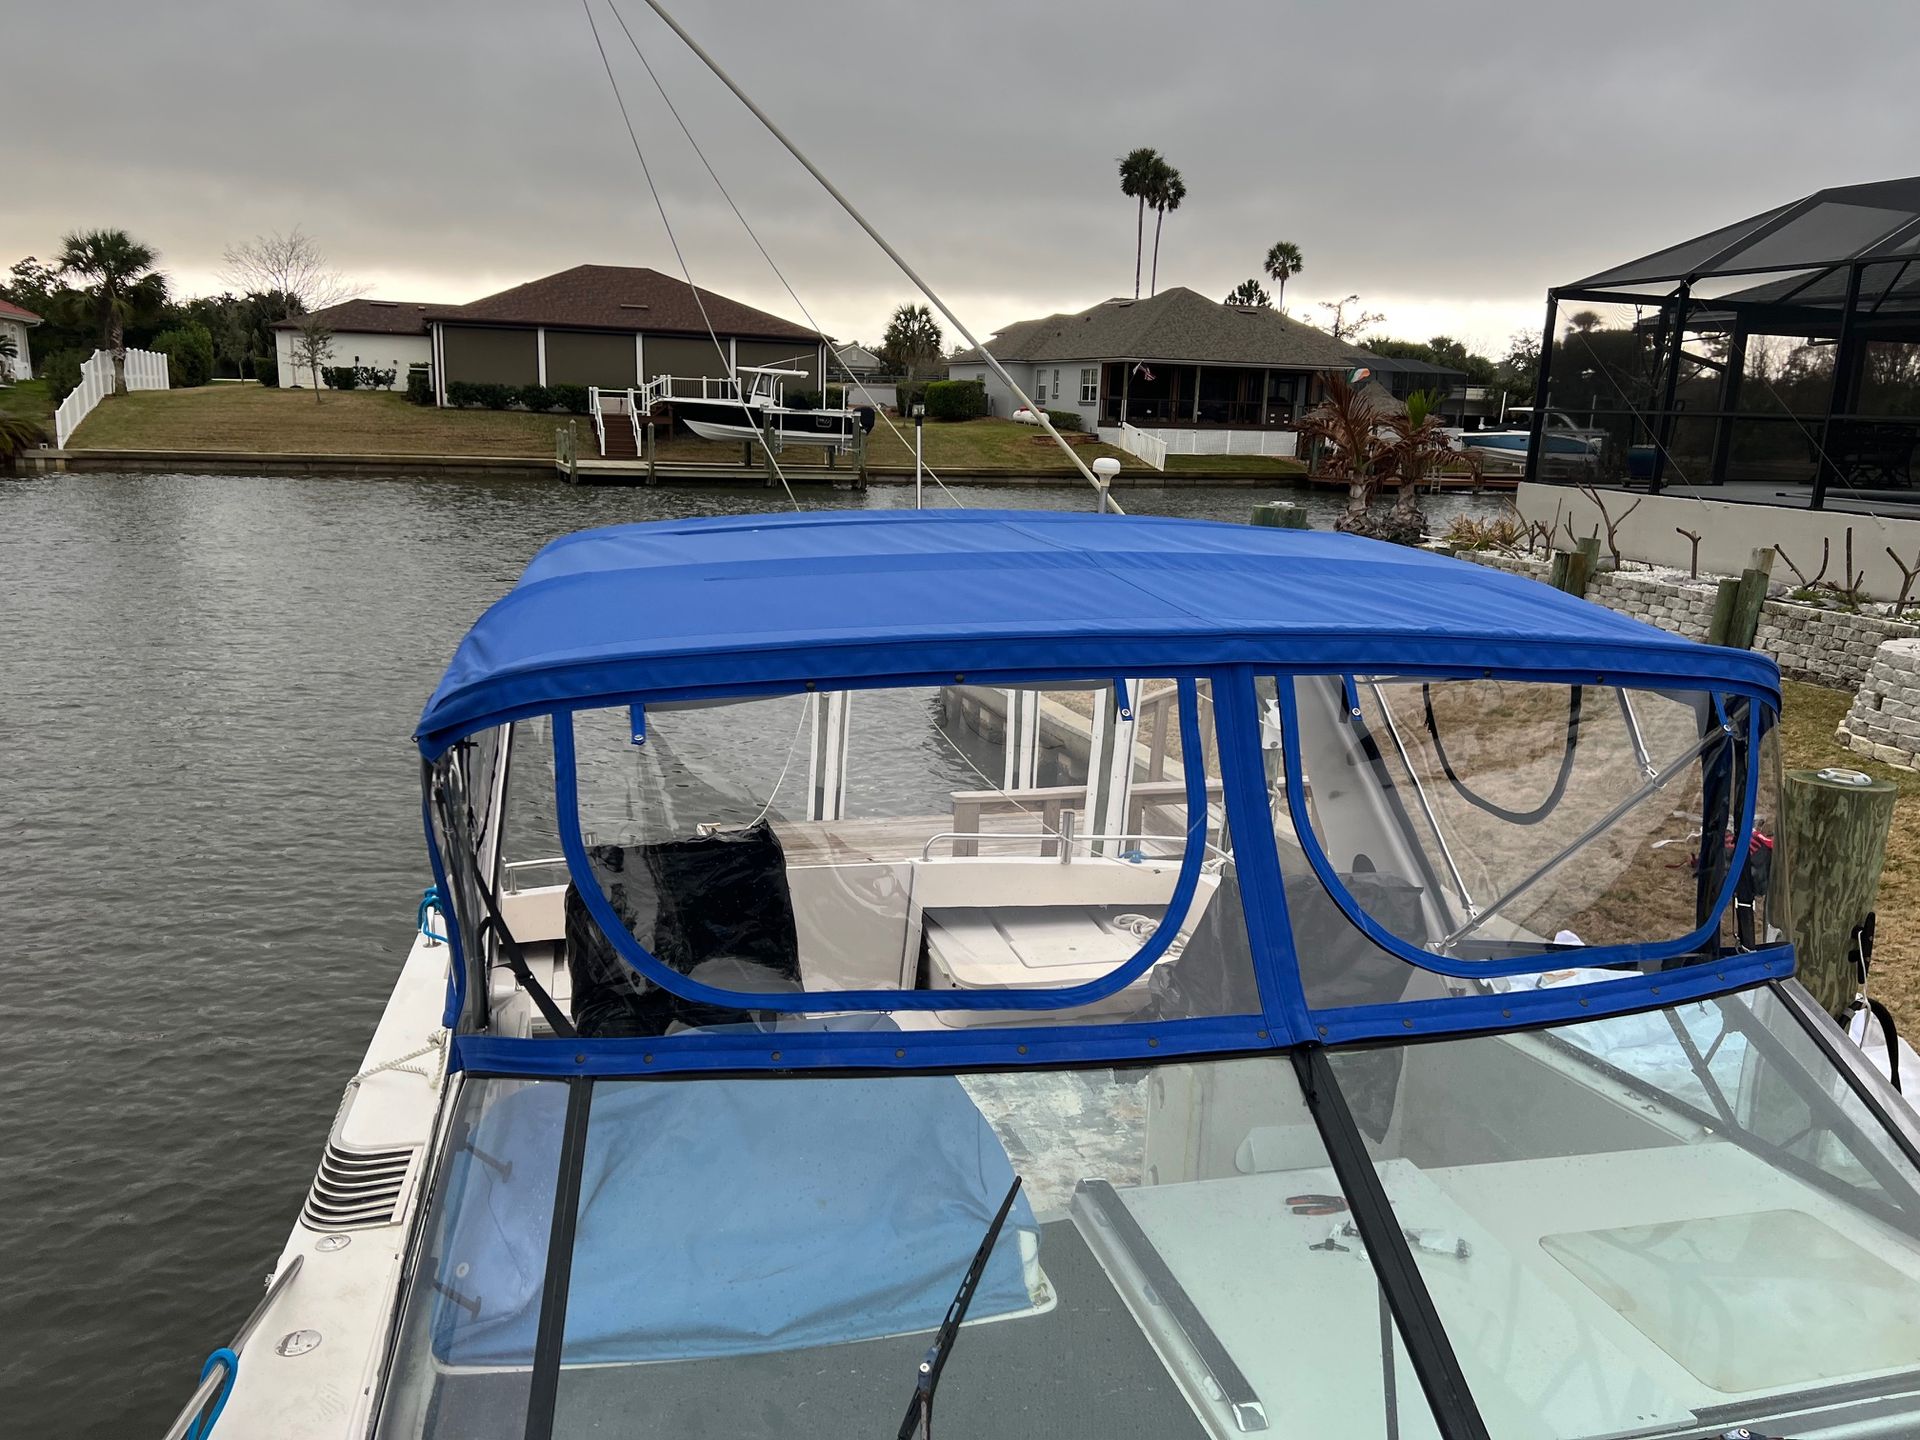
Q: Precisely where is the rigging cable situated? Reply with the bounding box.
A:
[579,0,802,511]
[604,0,971,508]
[626,0,1120,511]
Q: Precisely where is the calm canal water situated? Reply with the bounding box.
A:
[0,471,1501,1436]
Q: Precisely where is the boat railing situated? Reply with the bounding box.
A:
[649,373,747,405]
[160,1254,305,1440]
[503,855,570,894]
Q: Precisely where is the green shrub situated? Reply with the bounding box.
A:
[253,351,278,387]
[924,378,987,422]
[894,379,930,415]
[323,365,360,391]
[354,364,398,391]
[786,389,821,410]
[517,383,555,413]
[405,365,432,405]
[550,384,590,415]
[39,349,84,405]
[153,325,215,388]
[474,383,517,410]
[445,380,478,408]
[1044,408,1084,433]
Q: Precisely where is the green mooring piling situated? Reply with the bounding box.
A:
[1783,766,1897,1018]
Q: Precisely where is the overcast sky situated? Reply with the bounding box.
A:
[9,1,1920,357]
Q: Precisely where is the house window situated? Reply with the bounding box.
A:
[1053,369,1062,403]
[1080,368,1098,405]
[1035,372,1047,403]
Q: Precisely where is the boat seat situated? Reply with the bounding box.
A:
[565,821,802,1037]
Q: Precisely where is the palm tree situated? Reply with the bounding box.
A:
[1147,161,1186,297]
[1263,241,1304,313]
[1117,148,1161,300]
[56,229,167,395]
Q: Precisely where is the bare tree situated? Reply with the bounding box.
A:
[222,229,354,398]
[1317,294,1386,343]
[220,228,354,313]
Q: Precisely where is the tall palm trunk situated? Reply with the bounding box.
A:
[109,316,128,395]
[1276,276,1287,311]
[1134,197,1145,299]
[1150,206,1165,296]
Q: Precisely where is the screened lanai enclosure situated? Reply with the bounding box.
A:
[1528,176,1920,508]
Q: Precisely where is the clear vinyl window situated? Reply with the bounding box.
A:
[1275,674,1777,972]
[454,678,1261,1039]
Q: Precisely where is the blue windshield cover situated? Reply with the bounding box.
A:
[432,1071,1037,1366]
[416,512,1780,756]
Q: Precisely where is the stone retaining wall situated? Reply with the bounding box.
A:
[1461,552,1920,690]
[1838,639,1920,768]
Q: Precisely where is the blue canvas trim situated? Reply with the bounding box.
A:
[415,512,1782,756]
[421,653,1780,759]
[628,703,646,746]
[452,1012,1277,1078]
[1308,947,1792,1045]
[1211,667,1314,1045]
[550,678,1211,1014]
[421,772,468,1031]
[1113,676,1132,720]
[1276,678,1765,980]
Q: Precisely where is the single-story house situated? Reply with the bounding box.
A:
[828,341,886,377]
[946,287,1452,453]
[273,299,435,390]
[0,299,41,383]
[273,265,824,403]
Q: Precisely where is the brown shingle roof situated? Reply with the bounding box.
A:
[270,298,435,335]
[950,287,1366,370]
[425,264,819,340]
[0,298,43,324]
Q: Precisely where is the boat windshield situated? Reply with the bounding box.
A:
[375,985,1920,1440]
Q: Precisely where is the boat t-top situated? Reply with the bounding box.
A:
[164,510,1920,1440]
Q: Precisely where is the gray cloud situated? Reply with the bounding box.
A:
[8,0,1920,355]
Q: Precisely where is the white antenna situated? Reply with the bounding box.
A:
[629,0,1120,512]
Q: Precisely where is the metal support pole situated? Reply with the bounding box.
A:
[1707,321,1747,487]
[1814,260,1866,512]
[1649,283,1691,493]
[913,402,925,509]
[1524,292,1557,487]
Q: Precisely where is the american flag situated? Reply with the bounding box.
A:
[1132,362,1156,381]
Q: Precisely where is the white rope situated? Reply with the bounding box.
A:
[743,694,813,828]
[347,1030,449,1095]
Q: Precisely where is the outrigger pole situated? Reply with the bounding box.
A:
[632,0,1123,513]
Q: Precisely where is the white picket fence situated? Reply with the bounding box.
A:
[54,347,170,448]
[1113,422,1169,470]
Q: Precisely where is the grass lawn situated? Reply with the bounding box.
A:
[0,377,54,434]
[1780,679,1920,1026]
[70,385,563,456]
[67,389,1308,476]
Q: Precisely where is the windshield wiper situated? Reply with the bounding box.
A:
[895,1175,1023,1440]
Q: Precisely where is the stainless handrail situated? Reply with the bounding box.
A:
[160,1255,305,1440]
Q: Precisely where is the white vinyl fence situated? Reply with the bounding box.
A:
[1112,422,1169,471]
[55,347,170,448]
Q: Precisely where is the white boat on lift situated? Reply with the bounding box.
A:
[663,364,876,447]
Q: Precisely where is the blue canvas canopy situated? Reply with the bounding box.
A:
[416,511,1780,756]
